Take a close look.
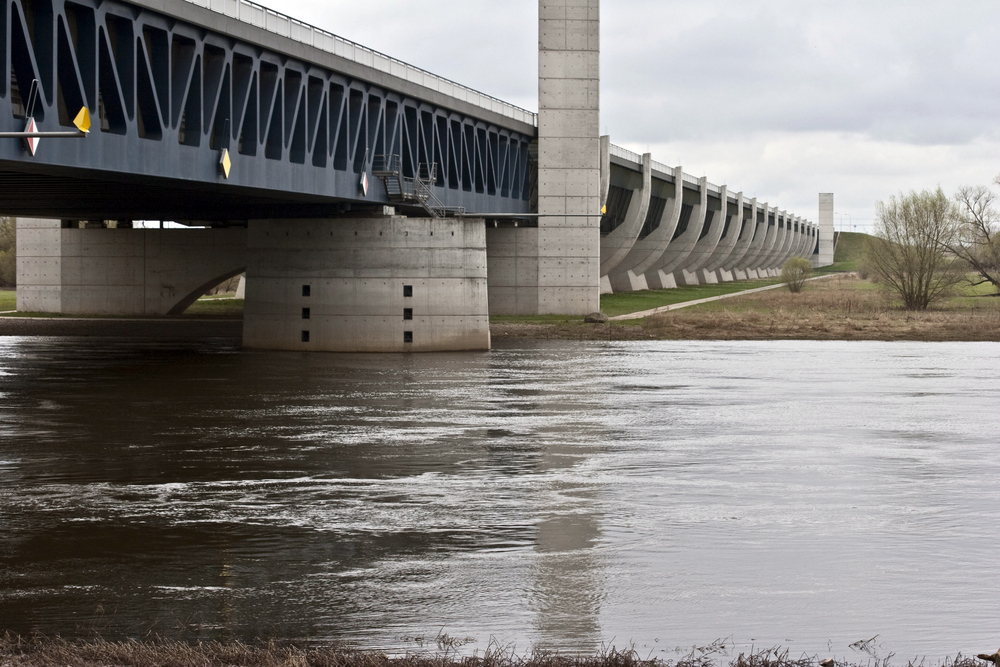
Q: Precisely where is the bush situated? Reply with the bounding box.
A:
[0,217,15,287]
[781,257,813,292]
[864,188,964,310]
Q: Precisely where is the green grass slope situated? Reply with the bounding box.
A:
[823,231,869,272]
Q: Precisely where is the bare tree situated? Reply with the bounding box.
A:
[951,182,1000,293]
[0,217,15,287]
[863,188,964,310]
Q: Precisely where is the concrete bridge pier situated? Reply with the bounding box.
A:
[16,219,247,315]
[243,217,490,352]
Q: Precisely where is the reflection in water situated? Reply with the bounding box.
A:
[1,338,999,660]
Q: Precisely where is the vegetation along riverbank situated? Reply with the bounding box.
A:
[0,636,990,667]
[493,273,1000,342]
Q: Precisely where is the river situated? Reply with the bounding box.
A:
[1,337,998,660]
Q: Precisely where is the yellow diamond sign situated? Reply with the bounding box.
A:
[601,205,607,214]
[73,107,91,134]
[219,148,232,179]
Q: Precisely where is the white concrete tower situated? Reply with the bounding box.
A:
[815,193,835,267]
[536,0,601,313]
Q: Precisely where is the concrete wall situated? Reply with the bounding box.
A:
[815,193,835,267]
[487,225,540,316]
[244,217,490,352]
[16,219,247,315]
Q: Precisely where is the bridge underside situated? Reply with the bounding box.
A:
[0,166,413,221]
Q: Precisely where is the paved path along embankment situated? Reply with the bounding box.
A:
[609,273,844,321]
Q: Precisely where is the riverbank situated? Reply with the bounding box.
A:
[493,274,1000,342]
[0,636,984,667]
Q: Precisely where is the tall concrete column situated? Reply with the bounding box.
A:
[536,0,601,314]
[815,193,835,267]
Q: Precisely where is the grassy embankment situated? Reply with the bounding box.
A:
[0,288,15,311]
[636,274,1000,341]
[0,636,985,667]
[492,275,1000,341]
[0,290,243,318]
[821,230,866,273]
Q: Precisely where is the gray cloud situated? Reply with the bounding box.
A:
[602,0,1000,145]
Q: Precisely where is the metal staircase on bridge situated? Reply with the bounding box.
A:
[372,155,465,218]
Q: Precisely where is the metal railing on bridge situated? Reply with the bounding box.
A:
[609,144,642,165]
[184,0,538,128]
[611,144,727,198]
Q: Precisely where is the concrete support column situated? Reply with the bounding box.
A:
[16,218,246,315]
[678,184,729,285]
[766,210,794,274]
[244,217,490,352]
[605,165,682,292]
[815,193,835,267]
[599,153,651,294]
[723,198,759,281]
[700,191,744,283]
[645,176,707,289]
[536,0,601,314]
[742,203,775,279]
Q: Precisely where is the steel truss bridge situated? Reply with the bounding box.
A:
[0,0,534,221]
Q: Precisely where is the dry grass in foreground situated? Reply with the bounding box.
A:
[0,636,985,667]
[491,275,1000,342]
[642,274,1000,341]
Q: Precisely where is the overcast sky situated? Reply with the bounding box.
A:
[273,0,1000,231]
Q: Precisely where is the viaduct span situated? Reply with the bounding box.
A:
[3,0,825,351]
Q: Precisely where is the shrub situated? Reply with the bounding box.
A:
[781,257,813,293]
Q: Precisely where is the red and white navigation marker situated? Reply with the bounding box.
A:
[24,118,39,156]
[360,171,369,196]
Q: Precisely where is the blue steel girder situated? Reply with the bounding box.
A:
[0,0,533,220]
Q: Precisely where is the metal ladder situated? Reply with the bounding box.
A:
[372,155,465,218]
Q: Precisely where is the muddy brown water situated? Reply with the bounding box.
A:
[1,337,998,660]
